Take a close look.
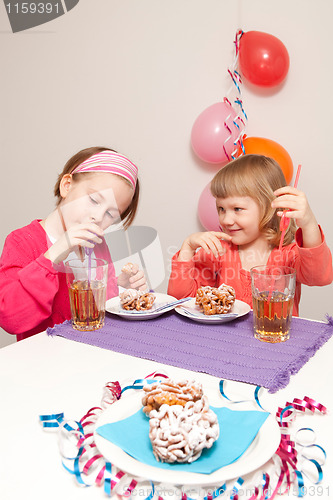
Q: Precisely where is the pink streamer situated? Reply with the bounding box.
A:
[47,377,327,499]
[223,30,247,161]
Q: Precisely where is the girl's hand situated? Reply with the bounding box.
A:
[177,231,232,261]
[272,187,317,229]
[117,263,147,291]
[272,187,322,247]
[44,223,104,264]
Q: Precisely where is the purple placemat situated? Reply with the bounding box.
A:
[47,312,333,393]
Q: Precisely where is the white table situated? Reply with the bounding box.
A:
[0,330,332,499]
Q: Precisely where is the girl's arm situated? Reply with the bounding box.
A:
[168,232,232,299]
[177,231,232,261]
[0,233,61,335]
[281,227,333,286]
[272,187,332,285]
[117,263,147,291]
[44,222,104,264]
[168,250,218,298]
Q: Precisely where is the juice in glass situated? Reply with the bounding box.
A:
[250,266,296,343]
[65,258,108,331]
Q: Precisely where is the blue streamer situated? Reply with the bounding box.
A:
[300,458,324,484]
[254,386,265,410]
[303,444,327,463]
[73,452,88,487]
[145,482,155,500]
[121,377,162,394]
[294,470,305,497]
[219,380,265,410]
[261,473,270,500]
[121,383,144,394]
[228,70,241,94]
[295,427,326,483]
[230,477,244,499]
[57,418,87,485]
[39,378,328,499]
[219,380,232,401]
[39,412,80,434]
[309,459,323,483]
[104,461,112,496]
[279,405,295,425]
[234,98,248,120]
[39,412,64,427]
[61,442,86,486]
[295,427,316,445]
[62,461,76,476]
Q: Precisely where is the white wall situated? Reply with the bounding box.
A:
[1,0,332,348]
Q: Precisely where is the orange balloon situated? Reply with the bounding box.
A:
[238,136,294,184]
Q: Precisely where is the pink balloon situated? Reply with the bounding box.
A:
[198,182,220,231]
[191,101,239,164]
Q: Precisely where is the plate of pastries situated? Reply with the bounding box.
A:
[175,284,250,324]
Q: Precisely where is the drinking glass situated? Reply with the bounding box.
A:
[250,265,296,343]
[65,258,108,331]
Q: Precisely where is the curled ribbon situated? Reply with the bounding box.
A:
[39,373,168,497]
[265,396,326,498]
[223,30,247,162]
[121,371,169,394]
[39,412,64,428]
[101,381,121,408]
[219,379,265,410]
[217,390,327,499]
[40,379,327,500]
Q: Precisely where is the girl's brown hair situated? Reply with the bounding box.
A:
[54,146,140,229]
[210,154,296,247]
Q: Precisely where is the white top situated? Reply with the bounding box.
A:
[0,329,332,499]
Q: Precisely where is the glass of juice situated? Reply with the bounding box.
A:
[65,258,108,331]
[250,265,296,343]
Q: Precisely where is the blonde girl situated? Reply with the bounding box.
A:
[168,155,332,314]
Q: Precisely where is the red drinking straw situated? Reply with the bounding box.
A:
[267,164,302,303]
[294,163,302,188]
[278,164,302,251]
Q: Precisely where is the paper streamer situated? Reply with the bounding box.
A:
[223,30,247,161]
[40,377,327,499]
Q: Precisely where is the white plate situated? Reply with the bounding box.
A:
[94,383,280,485]
[175,298,251,324]
[106,292,178,320]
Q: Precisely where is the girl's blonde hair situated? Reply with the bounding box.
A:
[54,146,140,229]
[210,154,296,247]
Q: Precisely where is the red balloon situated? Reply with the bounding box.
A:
[239,31,290,87]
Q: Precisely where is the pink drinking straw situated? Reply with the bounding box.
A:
[85,247,94,328]
[85,247,93,286]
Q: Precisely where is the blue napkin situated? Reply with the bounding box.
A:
[96,406,269,474]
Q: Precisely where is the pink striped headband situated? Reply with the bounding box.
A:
[72,151,138,189]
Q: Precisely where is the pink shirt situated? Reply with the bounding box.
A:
[167,227,333,316]
[0,220,118,341]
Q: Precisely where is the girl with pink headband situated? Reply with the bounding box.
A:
[0,146,146,341]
